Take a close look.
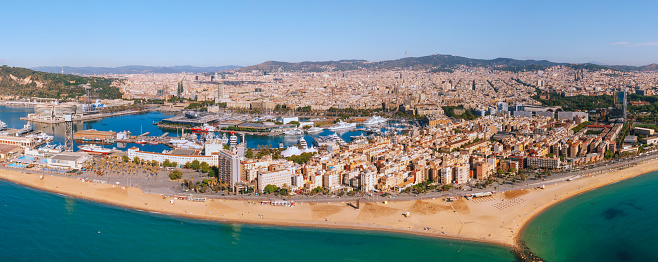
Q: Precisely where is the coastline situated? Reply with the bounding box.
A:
[2,158,658,248]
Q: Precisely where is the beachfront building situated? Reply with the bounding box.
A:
[359,171,377,192]
[526,156,561,169]
[47,152,90,170]
[217,150,241,189]
[454,164,470,184]
[127,147,218,167]
[440,166,453,184]
[323,173,340,191]
[0,144,21,159]
[257,169,294,193]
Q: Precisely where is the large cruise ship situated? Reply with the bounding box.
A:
[328,120,357,131]
[363,115,388,125]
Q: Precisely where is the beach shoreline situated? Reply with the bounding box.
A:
[2,157,658,248]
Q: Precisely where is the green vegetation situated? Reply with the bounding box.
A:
[585,129,602,135]
[572,121,591,133]
[327,107,381,117]
[442,106,478,120]
[168,170,183,180]
[285,152,316,164]
[263,184,279,194]
[245,148,253,158]
[0,65,121,99]
[532,93,613,111]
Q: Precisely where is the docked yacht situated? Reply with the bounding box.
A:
[363,115,388,125]
[284,128,304,136]
[191,123,216,132]
[328,120,357,131]
[78,144,112,155]
[306,126,324,134]
[0,120,7,130]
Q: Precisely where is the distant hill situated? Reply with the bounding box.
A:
[0,65,121,99]
[607,64,658,72]
[31,65,242,75]
[239,54,657,73]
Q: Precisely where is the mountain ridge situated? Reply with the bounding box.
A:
[238,54,658,73]
[31,65,242,75]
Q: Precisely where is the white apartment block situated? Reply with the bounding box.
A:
[257,169,293,193]
[440,166,453,184]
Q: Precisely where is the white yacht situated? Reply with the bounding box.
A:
[0,120,7,130]
[306,126,323,134]
[363,115,388,125]
[284,128,304,136]
[78,144,112,155]
[328,120,357,131]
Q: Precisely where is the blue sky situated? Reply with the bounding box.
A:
[1,0,657,67]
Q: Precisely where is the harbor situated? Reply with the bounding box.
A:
[1,105,405,156]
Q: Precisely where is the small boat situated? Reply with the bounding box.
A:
[135,140,147,145]
[148,141,158,145]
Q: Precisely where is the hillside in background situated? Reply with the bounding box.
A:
[0,66,121,99]
[239,54,656,73]
[31,65,241,75]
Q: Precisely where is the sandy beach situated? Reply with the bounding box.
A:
[2,158,657,247]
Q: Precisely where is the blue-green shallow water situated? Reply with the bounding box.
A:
[521,171,658,261]
[0,180,514,262]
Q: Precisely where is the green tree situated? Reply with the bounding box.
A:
[171,162,178,168]
[208,169,216,178]
[604,150,614,159]
[163,159,171,167]
[245,148,253,158]
[289,121,300,127]
[168,170,183,180]
[133,157,140,164]
[441,184,453,191]
[122,155,129,163]
[264,184,279,194]
[151,160,159,167]
[519,172,527,181]
[191,160,201,170]
[200,161,209,171]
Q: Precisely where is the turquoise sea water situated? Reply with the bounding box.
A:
[521,171,658,261]
[0,180,514,261]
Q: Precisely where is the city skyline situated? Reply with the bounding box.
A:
[1,0,657,67]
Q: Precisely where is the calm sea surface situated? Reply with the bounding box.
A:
[0,180,514,261]
[0,105,377,152]
[521,171,658,261]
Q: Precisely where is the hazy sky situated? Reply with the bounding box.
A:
[1,0,657,67]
